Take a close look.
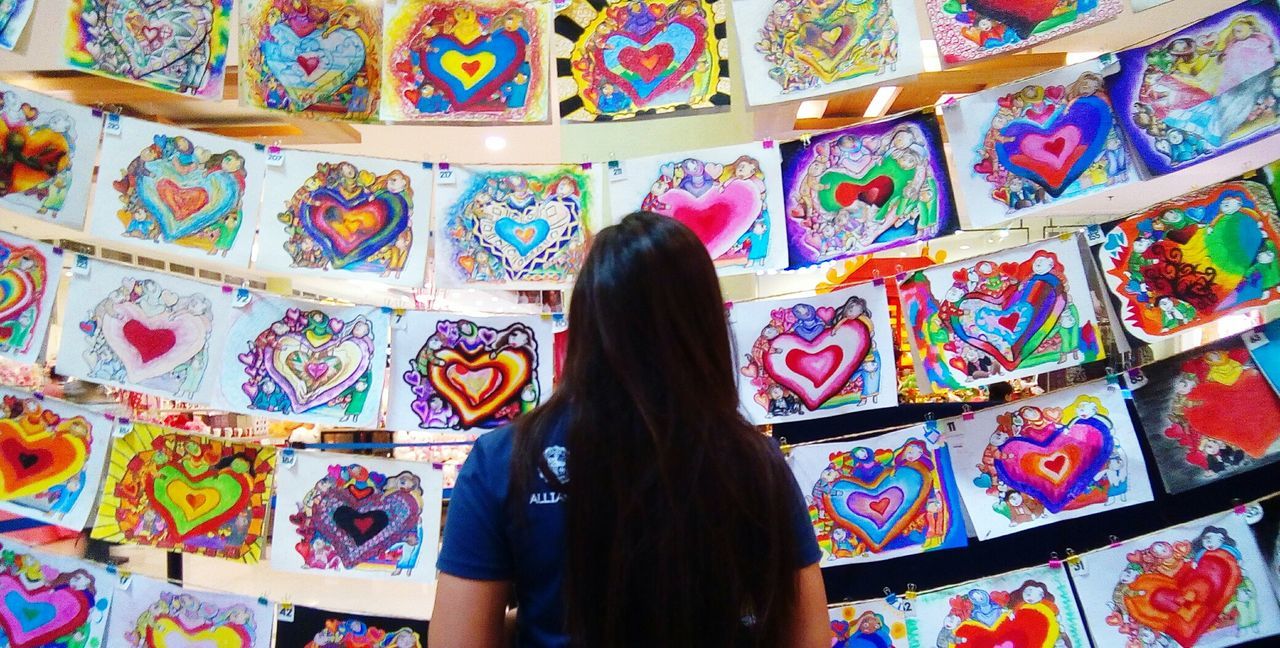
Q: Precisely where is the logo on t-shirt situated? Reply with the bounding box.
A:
[543,445,569,484]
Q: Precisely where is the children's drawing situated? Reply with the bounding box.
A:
[1245,319,1280,395]
[433,164,599,288]
[730,281,897,424]
[555,0,729,121]
[1098,181,1280,342]
[64,0,231,98]
[1107,2,1280,176]
[273,603,429,647]
[89,117,264,267]
[105,574,272,647]
[271,452,444,583]
[827,597,909,647]
[946,382,1153,540]
[924,0,1121,64]
[0,82,103,228]
[0,389,114,531]
[609,142,788,274]
[0,0,32,49]
[219,296,389,426]
[1072,511,1280,648]
[382,0,549,123]
[899,235,1104,393]
[240,0,381,121]
[942,60,1135,228]
[1132,336,1280,494]
[789,425,967,567]
[0,540,114,648]
[0,234,61,365]
[255,149,431,286]
[780,113,957,266]
[386,312,554,432]
[55,259,232,404]
[732,0,923,106]
[90,424,276,562]
[913,564,1089,648]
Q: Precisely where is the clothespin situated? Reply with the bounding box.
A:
[1047,551,1062,569]
[31,392,44,401]
[277,601,295,622]
[924,416,940,444]
[762,139,775,149]
[961,404,974,421]
[1108,535,1121,549]
[421,161,434,170]
[778,436,790,458]
[872,269,884,287]
[1065,548,1086,575]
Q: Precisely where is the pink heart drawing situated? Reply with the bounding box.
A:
[763,319,871,410]
[99,302,210,383]
[654,180,763,259]
[1020,126,1083,168]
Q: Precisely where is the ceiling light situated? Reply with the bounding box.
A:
[484,135,507,151]
[864,86,901,118]
[796,100,828,120]
[959,245,971,250]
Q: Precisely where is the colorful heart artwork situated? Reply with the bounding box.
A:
[134,159,244,240]
[428,349,532,427]
[995,95,1112,198]
[261,23,366,109]
[149,615,253,647]
[0,543,112,648]
[267,333,374,412]
[99,301,212,383]
[926,0,1121,64]
[763,319,871,411]
[950,282,1065,372]
[654,181,764,260]
[0,574,91,647]
[299,187,410,269]
[915,564,1088,648]
[0,418,88,501]
[0,235,56,364]
[994,419,1112,512]
[826,465,929,552]
[106,575,268,648]
[148,464,251,538]
[315,491,419,568]
[270,604,431,648]
[1124,552,1241,647]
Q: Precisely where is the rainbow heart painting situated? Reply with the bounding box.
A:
[1131,336,1280,494]
[942,60,1135,227]
[219,295,389,427]
[924,0,1121,64]
[733,0,923,106]
[1107,2,1280,176]
[827,597,910,648]
[555,0,729,121]
[89,117,265,267]
[1072,511,1280,648]
[274,603,430,647]
[272,453,444,583]
[608,142,788,274]
[0,389,114,531]
[912,563,1089,648]
[64,0,231,98]
[56,258,232,404]
[899,235,1104,393]
[240,0,381,121]
[0,82,102,228]
[256,150,431,285]
[946,382,1153,540]
[386,312,554,432]
[730,281,897,424]
[434,164,599,288]
[0,540,115,648]
[90,424,276,562]
[1097,181,1280,342]
[789,425,966,566]
[0,234,61,364]
[780,112,957,267]
[382,0,549,123]
[106,573,272,647]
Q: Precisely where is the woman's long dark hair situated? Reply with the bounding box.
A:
[513,212,802,647]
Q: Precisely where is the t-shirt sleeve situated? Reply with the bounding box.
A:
[787,470,823,568]
[437,438,515,581]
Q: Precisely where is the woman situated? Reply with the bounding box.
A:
[430,212,829,647]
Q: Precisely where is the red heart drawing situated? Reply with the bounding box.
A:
[618,44,675,84]
[954,604,1056,648]
[155,179,210,222]
[1183,363,1280,458]
[997,312,1020,332]
[833,175,895,209]
[296,55,320,76]
[654,180,763,259]
[122,319,177,364]
[763,319,871,410]
[1125,550,1242,647]
[460,60,482,77]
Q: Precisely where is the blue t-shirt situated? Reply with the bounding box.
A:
[437,423,822,647]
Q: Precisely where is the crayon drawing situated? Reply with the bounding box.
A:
[780,113,957,267]
[1132,337,1280,494]
[729,281,897,425]
[924,0,1121,64]
[273,603,429,647]
[271,452,444,583]
[913,564,1089,648]
[219,296,390,426]
[0,389,114,531]
[90,424,276,562]
[1107,2,1280,176]
[554,0,729,122]
[0,82,103,228]
[89,117,265,267]
[608,142,788,274]
[946,382,1153,540]
[1098,181,1280,342]
[788,425,967,567]
[0,540,114,648]
[1072,512,1280,648]
[433,164,599,288]
[899,235,1104,392]
[255,149,432,286]
[943,60,1135,228]
[240,0,381,121]
[0,0,32,49]
[0,234,61,365]
[732,0,923,106]
[382,0,549,123]
[56,259,233,404]
[105,574,272,647]
[386,312,554,432]
[64,0,231,98]
[827,597,909,647]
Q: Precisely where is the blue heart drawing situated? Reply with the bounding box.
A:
[261,22,365,107]
[495,217,550,257]
[420,32,524,107]
[995,95,1112,198]
[135,160,242,240]
[4,591,56,633]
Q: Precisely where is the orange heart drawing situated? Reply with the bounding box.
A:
[0,419,88,500]
[428,348,531,426]
[1124,550,1241,647]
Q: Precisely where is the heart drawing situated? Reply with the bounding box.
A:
[101,0,213,79]
[267,332,373,412]
[299,186,410,269]
[953,603,1059,648]
[134,158,244,241]
[996,95,1113,198]
[951,280,1065,371]
[994,418,1113,512]
[763,319,871,410]
[0,418,89,500]
[0,574,91,647]
[418,31,525,107]
[428,348,533,427]
[99,302,212,383]
[147,463,251,538]
[147,615,253,648]
[824,463,929,551]
[653,179,764,260]
[1123,550,1242,647]
[597,19,704,103]
[313,489,421,569]
[261,22,366,108]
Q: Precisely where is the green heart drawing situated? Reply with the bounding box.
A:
[148,464,250,538]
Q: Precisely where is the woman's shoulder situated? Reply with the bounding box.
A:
[470,426,517,470]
